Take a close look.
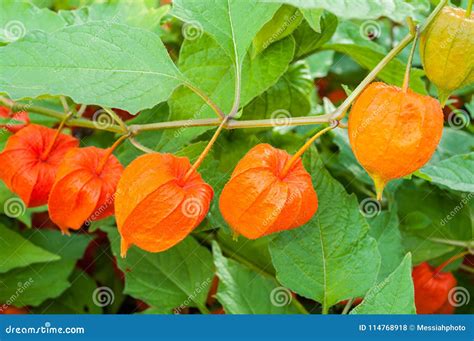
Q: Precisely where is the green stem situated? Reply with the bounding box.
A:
[322,303,329,315]
[460,264,474,274]
[402,23,420,93]
[102,107,128,133]
[467,0,473,17]
[184,82,225,119]
[342,298,355,315]
[429,238,473,249]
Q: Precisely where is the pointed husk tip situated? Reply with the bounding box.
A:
[372,175,386,202]
[120,238,130,258]
[437,88,451,107]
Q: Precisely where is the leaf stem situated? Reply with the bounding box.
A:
[402,23,420,93]
[342,298,355,315]
[184,81,226,119]
[182,116,229,182]
[96,133,130,173]
[102,107,128,133]
[40,111,74,160]
[228,59,242,118]
[280,121,339,178]
[435,251,469,274]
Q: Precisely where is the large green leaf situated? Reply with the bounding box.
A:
[0,225,59,273]
[0,0,66,44]
[367,208,405,281]
[269,147,381,310]
[59,0,169,34]
[105,227,214,311]
[396,182,473,264]
[212,242,298,314]
[253,5,303,55]
[160,34,295,152]
[266,0,430,23]
[172,0,280,64]
[33,270,101,314]
[242,60,313,120]
[0,230,90,307]
[429,128,474,164]
[351,253,416,314]
[418,153,474,193]
[0,22,184,113]
[292,11,337,59]
[217,229,275,275]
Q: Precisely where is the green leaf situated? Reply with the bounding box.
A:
[0,230,90,306]
[212,242,298,314]
[351,253,415,314]
[0,22,184,113]
[160,34,295,151]
[105,226,214,311]
[253,5,303,55]
[269,0,430,23]
[33,270,101,314]
[328,128,372,185]
[306,51,334,78]
[217,229,275,275]
[396,182,472,264]
[242,60,313,120]
[292,11,337,59]
[367,208,405,281]
[0,225,60,273]
[325,21,426,94]
[269,147,381,310]
[430,128,474,164]
[301,8,324,32]
[59,0,169,34]
[418,153,474,193]
[172,0,280,63]
[0,0,66,44]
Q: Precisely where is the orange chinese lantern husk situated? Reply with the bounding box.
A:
[115,153,213,256]
[348,82,444,200]
[412,262,457,314]
[48,147,123,234]
[0,124,78,207]
[0,106,29,133]
[219,143,318,239]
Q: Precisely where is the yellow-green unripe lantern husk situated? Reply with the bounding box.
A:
[420,6,474,106]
